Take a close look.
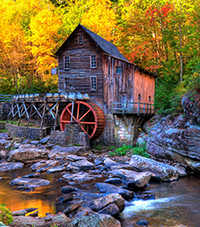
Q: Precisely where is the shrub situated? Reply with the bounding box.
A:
[130,142,150,158]
[108,144,133,156]
[0,204,13,225]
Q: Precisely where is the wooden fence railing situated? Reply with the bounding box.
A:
[111,102,155,115]
[0,94,13,103]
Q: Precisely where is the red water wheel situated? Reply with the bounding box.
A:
[60,101,105,140]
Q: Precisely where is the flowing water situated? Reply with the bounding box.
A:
[0,167,200,227]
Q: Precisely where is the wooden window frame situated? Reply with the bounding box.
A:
[64,56,70,70]
[149,96,151,102]
[116,66,122,74]
[78,35,83,44]
[65,77,70,85]
[90,55,97,68]
[90,76,97,91]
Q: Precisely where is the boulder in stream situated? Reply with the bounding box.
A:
[30,160,59,172]
[89,193,125,213]
[7,145,49,163]
[12,216,45,227]
[48,145,86,159]
[129,155,178,181]
[109,169,152,188]
[66,213,121,227]
[0,162,24,172]
[95,183,134,200]
[10,177,50,189]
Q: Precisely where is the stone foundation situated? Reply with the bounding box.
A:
[93,114,151,147]
[5,124,50,140]
[49,124,90,149]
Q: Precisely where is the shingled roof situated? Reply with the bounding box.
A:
[55,24,129,62]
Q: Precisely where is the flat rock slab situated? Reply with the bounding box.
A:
[129,155,178,182]
[0,162,24,172]
[62,172,98,183]
[50,213,71,225]
[7,145,49,163]
[48,146,86,159]
[89,193,125,213]
[109,169,152,188]
[0,139,10,146]
[98,203,120,217]
[104,158,118,168]
[10,177,50,189]
[12,216,45,227]
[61,185,78,193]
[66,214,121,227]
[47,165,65,173]
[30,160,59,172]
[39,136,50,144]
[63,200,84,214]
[71,159,95,170]
[0,133,10,140]
[66,154,86,162]
[95,183,134,200]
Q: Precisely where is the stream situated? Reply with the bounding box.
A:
[0,167,200,227]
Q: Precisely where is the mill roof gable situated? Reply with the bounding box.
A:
[55,24,129,62]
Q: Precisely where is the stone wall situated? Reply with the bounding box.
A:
[0,122,5,130]
[49,124,90,149]
[5,124,49,140]
[0,102,11,120]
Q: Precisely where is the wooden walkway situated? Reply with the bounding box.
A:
[111,102,154,115]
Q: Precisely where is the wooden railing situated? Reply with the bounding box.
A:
[111,102,155,115]
[0,94,13,103]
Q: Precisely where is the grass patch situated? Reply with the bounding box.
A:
[108,142,150,158]
[0,129,8,133]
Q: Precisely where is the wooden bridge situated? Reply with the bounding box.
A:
[111,102,154,115]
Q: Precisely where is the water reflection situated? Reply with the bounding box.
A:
[0,167,65,217]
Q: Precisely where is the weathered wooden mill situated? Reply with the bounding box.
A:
[7,24,155,145]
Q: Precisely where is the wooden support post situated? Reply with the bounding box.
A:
[111,102,113,114]
[138,102,140,115]
[40,103,46,130]
[54,102,59,130]
[70,101,74,122]
[143,103,145,114]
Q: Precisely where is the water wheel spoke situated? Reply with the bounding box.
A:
[90,125,94,130]
[79,108,91,121]
[66,107,76,121]
[60,120,71,123]
[80,125,88,135]
[80,121,96,124]
[76,102,80,119]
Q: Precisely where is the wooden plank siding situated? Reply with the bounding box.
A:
[102,55,155,113]
[58,27,104,108]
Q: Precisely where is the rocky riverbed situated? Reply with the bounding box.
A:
[0,131,193,227]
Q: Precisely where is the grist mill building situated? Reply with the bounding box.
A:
[55,24,155,145]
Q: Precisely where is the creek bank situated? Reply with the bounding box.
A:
[0,132,185,227]
[137,92,200,172]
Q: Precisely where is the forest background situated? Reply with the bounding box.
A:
[0,0,199,114]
